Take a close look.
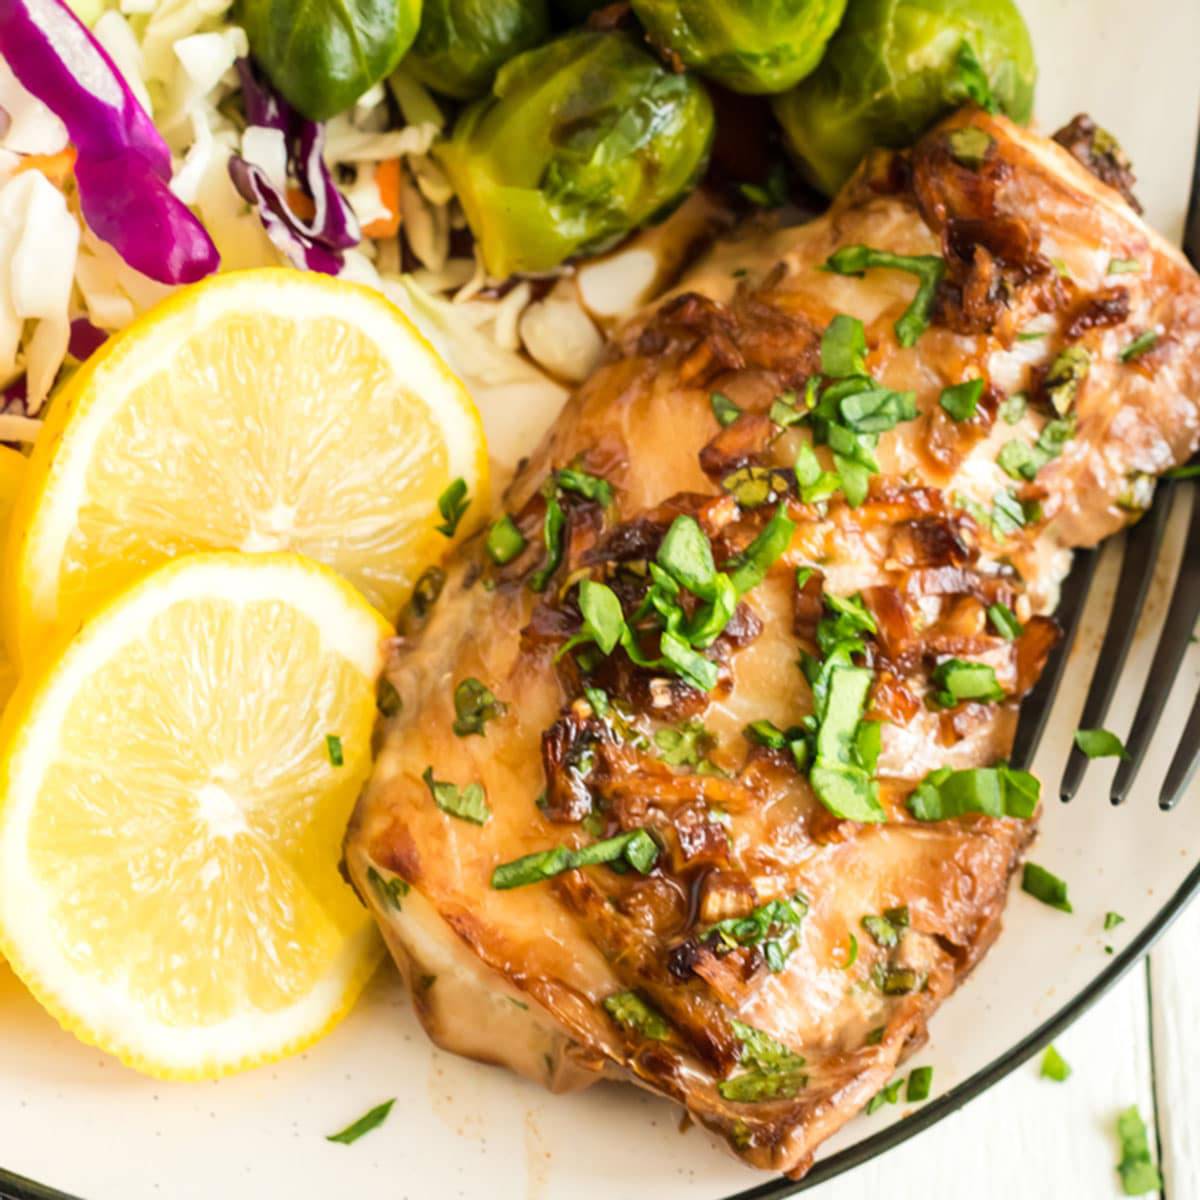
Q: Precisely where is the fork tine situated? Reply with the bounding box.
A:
[1059,482,1176,801]
[1110,486,1200,804]
[1009,547,1099,772]
[1160,691,1200,809]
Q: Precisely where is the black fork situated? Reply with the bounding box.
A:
[1010,110,1200,808]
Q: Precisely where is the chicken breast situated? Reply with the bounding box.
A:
[344,109,1200,1178]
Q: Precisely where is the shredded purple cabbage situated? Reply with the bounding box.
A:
[67,316,108,360]
[0,0,218,285]
[228,59,360,275]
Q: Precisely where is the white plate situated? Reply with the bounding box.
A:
[3,2,1200,1197]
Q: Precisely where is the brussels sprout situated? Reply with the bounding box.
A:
[240,0,422,120]
[405,0,550,100]
[773,0,1036,195]
[436,31,715,278]
[630,0,848,95]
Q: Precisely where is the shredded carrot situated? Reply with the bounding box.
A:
[361,159,401,239]
[17,146,77,188]
[285,186,317,222]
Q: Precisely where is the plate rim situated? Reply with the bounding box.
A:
[1,859,1197,1200]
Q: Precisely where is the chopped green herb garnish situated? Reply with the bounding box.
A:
[1104,911,1126,931]
[435,478,469,537]
[987,602,1023,639]
[1165,463,1200,479]
[1107,258,1142,275]
[1022,862,1073,913]
[710,391,741,427]
[1044,346,1091,414]
[930,658,1005,708]
[376,678,402,718]
[738,162,790,209]
[823,244,946,348]
[1016,330,1046,342]
[908,764,1039,821]
[555,467,613,507]
[1000,391,1028,424]
[529,492,565,592]
[866,1076,904,1114]
[865,1025,886,1046]
[1074,728,1130,760]
[1120,330,1158,363]
[452,677,507,737]
[862,912,902,949]
[991,487,1032,537]
[769,391,804,428]
[603,991,669,1040]
[485,515,526,565]
[491,828,659,890]
[946,125,993,168]
[840,931,859,969]
[325,734,344,767]
[559,580,626,660]
[794,443,841,505]
[952,40,997,111]
[326,1099,396,1145]
[1116,1105,1162,1195]
[653,719,713,768]
[366,865,409,911]
[422,766,490,825]
[872,964,924,995]
[820,314,868,378]
[1040,1044,1071,1082]
[727,503,796,595]
[702,893,809,973]
[906,1065,933,1102]
[939,378,984,421]
[718,1019,807,1103]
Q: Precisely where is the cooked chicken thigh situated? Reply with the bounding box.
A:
[345,109,1200,1177]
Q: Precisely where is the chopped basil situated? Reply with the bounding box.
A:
[659,630,720,691]
[1074,728,1130,760]
[987,602,1024,639]
[866,1076,904,1114]
[947,125,993,168]
[823,245,946,348]
[998,415,1075,483]
[727,503,796,595]
[702,893,809,973]
[653,719,713,767]
[906,1065,933,1102]
[939,378,984,421]
[555,467,613,507]
[366,865,409,911]
[769,391,804,428]
[452,677,506,737]
[1040,1044,1071,1082]
[560,580,626,660]
[953,40,998,111]
[738,162,790,209]
[1044,346,1091,414]
[836,386,919,435]
[422,766,490,825]
[820,314,868,378]
[1120,330,1158,363]
[931,658,1005,708]
[435,478,470,537]
[865,1025,886,1046]
[1107,257,1142,275]
[1165,463,1200,479]
[991,487,1032,537]
[325,733,343,767]
[710,391,741,427]
[603,991,669,1040]
[794,443,841,504]
[1104,911,1126,931]
[485,515,526,565]
[718,1019,807,1103]
[326,1099,396,1144]
[408,566,446,623]
[1000,391,1028,424]
[1022,862,1073,913]
[377,678,402,718]
[1016,330,1046,342]
[861,913,901,949]
[840,931,859,969]
[528,492,566,592]
[908,764,1039,821]
[872,964,923,995]
[658,515,717,596]
[1116,1105,1162,1195]
[491,828,659,890]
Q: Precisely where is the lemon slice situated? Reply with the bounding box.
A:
[0,552,389,1079]
[6,268,487,665]
[0,447,25,709]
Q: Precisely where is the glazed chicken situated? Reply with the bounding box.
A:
[345,109,1200,1177]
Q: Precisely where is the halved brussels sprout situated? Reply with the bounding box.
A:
[436,31,715,278]
[630,0,848,94]
[773,0,1036,195]
[404,0,550,100]
[240,0,422,121]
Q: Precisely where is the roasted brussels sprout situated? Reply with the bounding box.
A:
[773,0,1036,195]
[404,0,550,100]
[630,0,848,94]
[240,0,422,120]
[436,31,715,278]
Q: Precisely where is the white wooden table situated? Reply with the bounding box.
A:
[813,901,1200,1199]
